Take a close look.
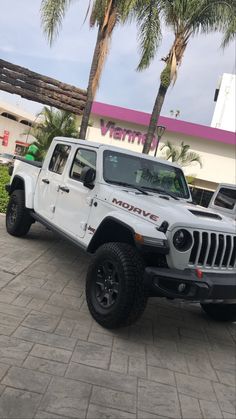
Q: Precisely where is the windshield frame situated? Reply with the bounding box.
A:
[102,149,190,200]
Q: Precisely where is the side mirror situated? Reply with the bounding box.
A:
[80,166,96,188]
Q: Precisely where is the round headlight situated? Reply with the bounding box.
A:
[173,229,192,251]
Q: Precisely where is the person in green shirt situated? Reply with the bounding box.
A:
[24,144,39,161]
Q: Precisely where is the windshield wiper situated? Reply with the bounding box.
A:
[142,186,179,200]
[107,180,149,195]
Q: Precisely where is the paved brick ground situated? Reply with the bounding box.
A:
[0,214,235,419]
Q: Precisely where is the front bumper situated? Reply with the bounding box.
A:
[144,267,236,301]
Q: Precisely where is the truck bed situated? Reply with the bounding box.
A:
[15,156,42,168]
[10,157,42,209]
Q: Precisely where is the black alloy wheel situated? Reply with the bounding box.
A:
[95,260,120,309]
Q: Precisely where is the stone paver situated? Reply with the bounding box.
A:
[0,216,235,418]
[2,366,51,393]
[39,377,91,418]
[0,387,42,419]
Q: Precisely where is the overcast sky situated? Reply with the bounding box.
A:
[0,0,235,126]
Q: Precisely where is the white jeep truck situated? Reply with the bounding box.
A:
[5,137,236,328]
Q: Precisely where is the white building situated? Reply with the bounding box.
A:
[0,100,35,155]
[211,73,236,132]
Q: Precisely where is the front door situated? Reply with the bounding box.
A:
[34,143,71,220]
[53,147,97,238]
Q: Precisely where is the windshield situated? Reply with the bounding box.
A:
[103,150,190,199]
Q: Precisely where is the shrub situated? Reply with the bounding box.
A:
[0,166,10,213]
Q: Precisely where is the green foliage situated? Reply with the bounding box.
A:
[30,107,78,160]
[161,141,203,168]
[0,166,10,214]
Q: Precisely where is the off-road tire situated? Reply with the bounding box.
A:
[6,190,33,237]
[201,303,236,322]
[86,242,148,329]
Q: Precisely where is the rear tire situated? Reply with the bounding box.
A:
[6,190,33,237]
[86,242,148,329]
[201,303,236,322]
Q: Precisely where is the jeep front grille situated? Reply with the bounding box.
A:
[189,231,236,269]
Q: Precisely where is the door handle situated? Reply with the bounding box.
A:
[42,178,50,184]
[58,185,70,193]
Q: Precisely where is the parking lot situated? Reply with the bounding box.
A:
[0,214,235,418]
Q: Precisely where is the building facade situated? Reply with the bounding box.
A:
[211,73,236,132]
[88,102,235,190]
[0,98,235,206]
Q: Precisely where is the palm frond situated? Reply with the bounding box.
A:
[161,140,202,168]
[31,107,78,160]
[136,0,162,71]
[40,0,73,45]
[90,0,107,27]
[221,4,236,47]
[83,0,93,25]
[181,152,203,168]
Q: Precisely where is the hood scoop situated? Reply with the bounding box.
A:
[188,209,222,220]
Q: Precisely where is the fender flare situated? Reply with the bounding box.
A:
[87,216,135,253]
[10,175,34,209]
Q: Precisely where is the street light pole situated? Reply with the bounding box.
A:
[154,125,166,157]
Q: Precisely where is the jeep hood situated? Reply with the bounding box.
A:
[107,187,235,234]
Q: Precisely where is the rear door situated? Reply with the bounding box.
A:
[53,146,97,238]
[34,143,71,220]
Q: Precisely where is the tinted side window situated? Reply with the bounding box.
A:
[70,149,96,181]
[214,188,236,210]
[49,144,71,175]
[190,187,214,207]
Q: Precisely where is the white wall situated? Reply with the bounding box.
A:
[211,73,236,132]
[0,115,34,154]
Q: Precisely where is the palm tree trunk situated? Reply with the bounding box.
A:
[142,81,168,154]
[142,33,187,155]
[79,7,116,140]
[79,28,104,139]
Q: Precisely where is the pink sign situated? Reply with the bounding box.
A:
[0,129,9,146]
[100,119,157,151]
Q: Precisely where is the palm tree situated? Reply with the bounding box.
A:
[135,0,235,154]
[222,1,236,47]
[161,140,202,167]
[30,107,78,160]
[41,0,137,140]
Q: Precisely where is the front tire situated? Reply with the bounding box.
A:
[201,303,236,322]
[6,190,32,237]
[86,242,148,329]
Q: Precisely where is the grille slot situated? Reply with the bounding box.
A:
[229,237,236,267]
[189,231,236,270]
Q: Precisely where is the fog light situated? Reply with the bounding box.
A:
[178,283,186,293]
